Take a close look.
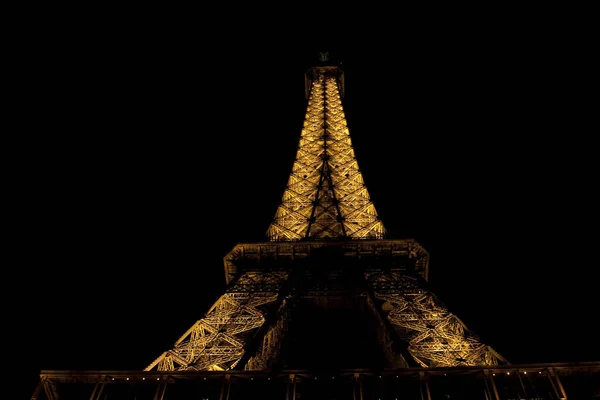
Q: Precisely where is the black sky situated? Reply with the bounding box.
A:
[22,45,598,395]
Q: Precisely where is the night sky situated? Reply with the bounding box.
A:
[22,46,598,396]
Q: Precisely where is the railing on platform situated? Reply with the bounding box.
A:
[33,361,600,400]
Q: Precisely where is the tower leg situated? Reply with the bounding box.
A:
[366,271,505,367]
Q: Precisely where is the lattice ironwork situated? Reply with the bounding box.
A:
[143,60,505,374]
[366,271,506,367]
[267,66,385,241]
[244,300,290,371]
[145,271,288,371]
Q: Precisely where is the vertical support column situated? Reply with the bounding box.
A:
[547,368,568,400]
[31,378,45,400]
[31,377,55,400]
[516,371,529,399]
[419,371,432,400]
[483,370,501,400]
[219,375,231,400]
[41,377,59,400]
[89,381,106,400]
[153,379,168,400]
[483,387,491,400]
[353,372,363,400]
[286,374,296,400]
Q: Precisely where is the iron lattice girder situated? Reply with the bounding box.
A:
[245,299,290,371]
[148,240,431,372]
[267,66,385,241]
[366,271,505,368]
[145,272,288,372]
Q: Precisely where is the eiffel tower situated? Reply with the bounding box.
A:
[143,51,506,373]
[32,52,600,400]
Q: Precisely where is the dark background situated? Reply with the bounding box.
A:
[20,42,598,396]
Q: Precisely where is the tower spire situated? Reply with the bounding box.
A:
[266,61,385,241]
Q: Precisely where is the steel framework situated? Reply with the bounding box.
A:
[35,53,599,400]
[145,272,288,371]
[145,63,504,372]
[266,66,385,241]
[367,271,506,367]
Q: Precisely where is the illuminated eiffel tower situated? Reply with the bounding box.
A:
[34,52,600,400]
[144,52,507,373]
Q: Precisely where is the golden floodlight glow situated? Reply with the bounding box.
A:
[143,62,505,373]
[366,271,506,367]
[267,67,385,241]
[145,272,288,372]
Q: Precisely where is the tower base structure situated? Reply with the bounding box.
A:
[144,239,506,373]
[33,241,600,399]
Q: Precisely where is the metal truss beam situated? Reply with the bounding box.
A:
[145,271,288,372]
[267,66,385,241]
[366,271,506,367]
